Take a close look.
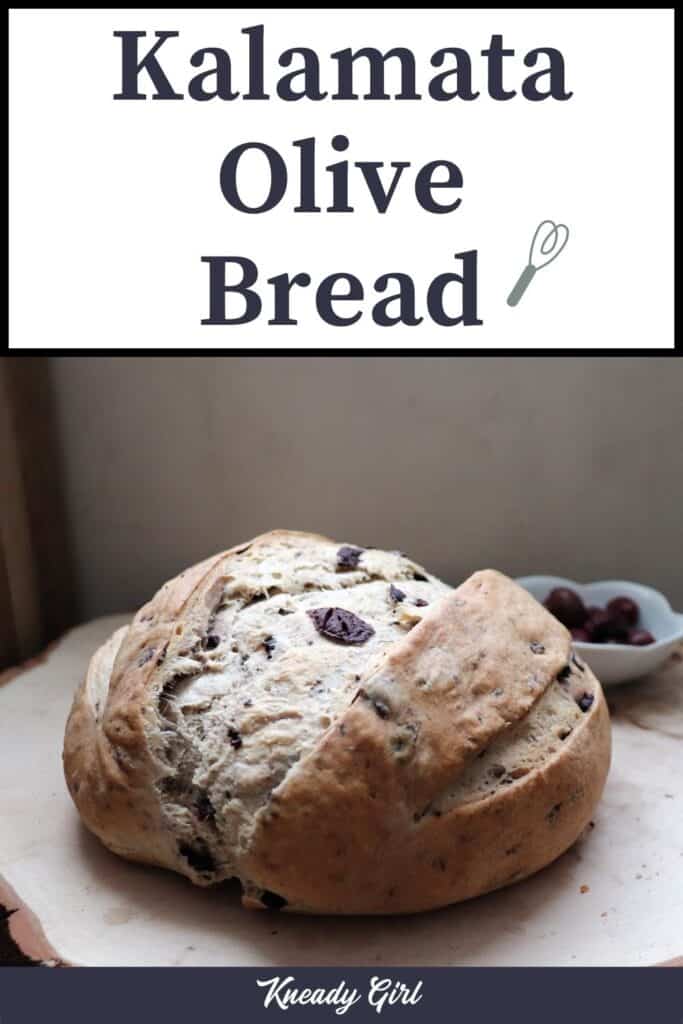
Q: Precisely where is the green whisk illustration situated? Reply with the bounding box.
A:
[507,219,569,307]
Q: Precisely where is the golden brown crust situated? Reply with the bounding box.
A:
[62,549,236,869]
[242,679,610,913]
[353,572,571,811]
[62,625,172,869]
[63,532,351,873]
[63,533,611,914]
[241,571,611,913]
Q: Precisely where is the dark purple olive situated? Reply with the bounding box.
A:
[544,588,587,629]
[585,605,602,619]
[584,609,611,642]
[607,596,640,628]
[571,627,591,643]
[628,628,655,646]
[605,615,630,643]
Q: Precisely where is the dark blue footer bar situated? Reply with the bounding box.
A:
[0,967,681,1023]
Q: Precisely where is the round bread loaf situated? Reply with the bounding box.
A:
[63,530,611,914]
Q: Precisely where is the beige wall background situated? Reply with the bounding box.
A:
[49,357,683,619]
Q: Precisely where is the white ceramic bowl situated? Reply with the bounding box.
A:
[516,575,683,686]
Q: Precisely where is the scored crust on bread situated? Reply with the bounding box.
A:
[63,530,611,914]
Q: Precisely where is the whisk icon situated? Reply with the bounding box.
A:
[507,219,569,307]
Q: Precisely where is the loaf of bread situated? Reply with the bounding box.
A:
[63,530,610,914]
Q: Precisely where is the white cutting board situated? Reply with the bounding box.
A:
[1,616,682,967]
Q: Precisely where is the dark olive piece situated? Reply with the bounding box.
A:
[628,629,655,646]
[543,587,587,629]
[607,596,640,628]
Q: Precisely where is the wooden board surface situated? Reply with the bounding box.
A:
[1,616,682,967]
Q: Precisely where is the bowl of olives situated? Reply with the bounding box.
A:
[516,576,683,685]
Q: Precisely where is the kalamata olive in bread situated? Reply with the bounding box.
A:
[544,587,587,629]
[607,596,640,628]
